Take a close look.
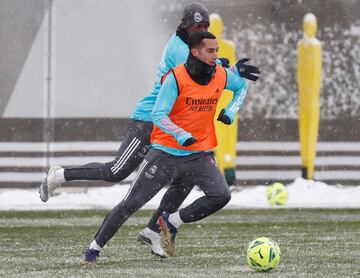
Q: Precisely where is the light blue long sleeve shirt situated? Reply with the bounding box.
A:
[151,67,248,156]
[131,35,189,122]
[131,34,240,122]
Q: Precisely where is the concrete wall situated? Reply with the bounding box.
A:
[1,0,168,118]
[0,0,47,117]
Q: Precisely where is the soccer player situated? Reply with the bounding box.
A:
[39,2,259,258]
[39,2,215,203]
[82,31,248,263]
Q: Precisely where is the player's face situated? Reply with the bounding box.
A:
[191,38,219,66]
[186,22,210,36]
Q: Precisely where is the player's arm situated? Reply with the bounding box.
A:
[217,68,248,125]
[151,72,195,146]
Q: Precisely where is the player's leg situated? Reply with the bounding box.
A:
[39,120,152,202]
[177,152,231,221]
[65,120,152,181]
[84,149,177,262]
[137,177,194,256]
[157,152,231,256]
[145,179,195,233]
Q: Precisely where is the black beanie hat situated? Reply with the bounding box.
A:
[180,2,210,28]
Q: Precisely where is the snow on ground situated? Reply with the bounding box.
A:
[0,178,359,211]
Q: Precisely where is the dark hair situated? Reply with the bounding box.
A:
[188,31,216,50]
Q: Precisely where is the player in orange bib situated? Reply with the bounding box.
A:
[83,31,248,260]
[151,63,227,151]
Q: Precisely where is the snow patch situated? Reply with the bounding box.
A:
[0,178,358,210]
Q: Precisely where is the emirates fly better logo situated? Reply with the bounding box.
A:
[185,97,218,112]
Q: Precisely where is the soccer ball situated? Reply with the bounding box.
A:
[266,182,288,206]
[246,237,281,272]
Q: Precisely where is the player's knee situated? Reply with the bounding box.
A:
[226,191,231,203]
[111,171,129,182]
[220,190,231,206]
[213,188,231,207]
[106,160,131,182]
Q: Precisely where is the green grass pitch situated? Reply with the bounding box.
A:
[1,209,359,277]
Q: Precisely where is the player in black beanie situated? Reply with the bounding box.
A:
[180,2,210,28]
[176,2,210,44]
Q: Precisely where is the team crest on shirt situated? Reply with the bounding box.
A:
[194,12,203,23]
[145,165,158,179]
[149,165,157,175]
[137,145,149,158]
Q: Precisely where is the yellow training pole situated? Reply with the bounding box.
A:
[297,13,322,179]
[209,13,238,185]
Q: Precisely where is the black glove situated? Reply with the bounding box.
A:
[236,58,260,82]
[218,57,230,68]
[217,109,231,125]
[183,137,197,147]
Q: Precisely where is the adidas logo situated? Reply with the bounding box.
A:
[215,88,220,93]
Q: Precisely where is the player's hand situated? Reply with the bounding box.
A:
[217,109,232,125]
[182,137,197,147]
[236,58,260,82]
[219,57,230,68]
